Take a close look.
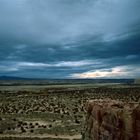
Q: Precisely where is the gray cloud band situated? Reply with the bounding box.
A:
[0,0,140,78]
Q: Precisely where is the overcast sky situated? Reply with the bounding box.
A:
[0,0,140,78]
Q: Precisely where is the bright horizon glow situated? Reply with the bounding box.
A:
[70,66,139,79]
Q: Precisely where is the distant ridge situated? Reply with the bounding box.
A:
[0,76,134,84]
[0,76,30,80]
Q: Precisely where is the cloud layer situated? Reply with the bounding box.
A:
[0,0,140,78]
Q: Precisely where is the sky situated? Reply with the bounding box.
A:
[0,0,140,79]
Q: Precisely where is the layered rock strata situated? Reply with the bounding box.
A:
[83,99,140,140]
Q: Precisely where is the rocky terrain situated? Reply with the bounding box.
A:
[0,84,140,140]
[84,99,140,140]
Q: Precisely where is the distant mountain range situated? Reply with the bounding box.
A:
[0,76,30,80]
[0,76,134,85]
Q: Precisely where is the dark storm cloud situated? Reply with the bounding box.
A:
[0,0,140,78]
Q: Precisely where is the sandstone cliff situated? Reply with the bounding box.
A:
[83,99,140,140]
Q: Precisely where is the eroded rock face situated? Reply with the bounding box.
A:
[83,99,140,140]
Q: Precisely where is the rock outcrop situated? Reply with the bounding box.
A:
[83,99,140,140]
